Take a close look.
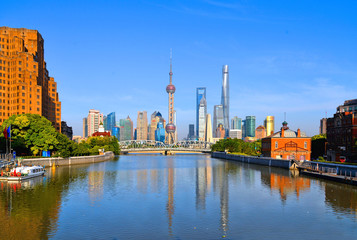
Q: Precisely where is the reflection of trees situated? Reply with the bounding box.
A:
[0,164,89,239]
[325,183,357,216]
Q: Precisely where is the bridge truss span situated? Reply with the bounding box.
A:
[119,140,213,153]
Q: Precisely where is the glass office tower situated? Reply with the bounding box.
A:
[198,96,207,139]
[213,105,224,137]
[106,112,116,134]
[196,87,207,137]
[221,65,229,137]
[245,116,256,137]
[231,116,242,130]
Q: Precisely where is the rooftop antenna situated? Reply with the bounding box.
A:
[284,112,286,122]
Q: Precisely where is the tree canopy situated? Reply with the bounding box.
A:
[211,138,261,156]
[0,114,120,157]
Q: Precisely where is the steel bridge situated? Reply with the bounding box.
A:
[119,140,213,154]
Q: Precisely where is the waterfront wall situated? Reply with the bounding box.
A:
[21,151,115,167]
[212,152,293,169]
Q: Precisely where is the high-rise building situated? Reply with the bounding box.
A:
[216,123,225,139]
[242,120,246,138]
[105,112,116,133]
[229,129,242,139]
[198,96,207,139]
[264,116,275,136]
[149,111,159,140]
[231,116,242,130]
[187,124,195,140]
[83,117,88,138]
[165,50,176,144]
[245,116,256,137]
[112,126,120,140]
[86,109,103,137]
[119,116,133,141]
[155,122,166,143]
[196,87,206,137]
[0,27,61,129]
[204,113,213,143]
[61,121,73,140]
[320,118,327,135]
[221,65,229,136]
[255,125,266,140]
[213,105,224,137]
[136,111,148,140]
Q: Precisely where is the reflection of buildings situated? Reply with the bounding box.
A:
[195,158,212,209]
[212,161,229,234]
[88,167,105,203]
[261,171,310,202]
[167,158,175,234]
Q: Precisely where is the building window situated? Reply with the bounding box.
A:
[275,141,278,149]
[22,86,25,90]
[304,142,307,149]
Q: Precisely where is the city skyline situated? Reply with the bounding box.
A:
[2,1,356,140]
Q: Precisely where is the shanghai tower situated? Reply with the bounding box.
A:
[221,65,229,137]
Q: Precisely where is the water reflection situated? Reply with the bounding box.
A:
[325,182,357,216]
[261,168,311,202]
[0,155,356,239]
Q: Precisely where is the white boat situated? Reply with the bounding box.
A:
[0,165,45,181]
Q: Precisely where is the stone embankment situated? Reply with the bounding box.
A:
[212,152,296,170]
[21,151,115,167]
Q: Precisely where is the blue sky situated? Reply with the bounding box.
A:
[1,0,357,139]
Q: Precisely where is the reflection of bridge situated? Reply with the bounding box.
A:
[119,140,213,154]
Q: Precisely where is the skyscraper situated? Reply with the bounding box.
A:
[106,112,116,133]
[187,124,195,140]
[83,117,88,138]
[155,122,166,143]
[264,116,275,136]
[231,116,242,130]
[245,116,256,137]
[136,111,148,140]
[319,118,327,135]
[255,125,266,140]
[213,105,224,137]
[204,113,213,143]
[0,27,61,130]
[87,109,104,137]
[112,126,120,140]
[198,96,207,139]
[119,116,133,141]
[165,50,176,144]
[221,65,229,136]
[196,87,206,137]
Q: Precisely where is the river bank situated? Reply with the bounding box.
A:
[20,151,115,167]
[211,151,296,169]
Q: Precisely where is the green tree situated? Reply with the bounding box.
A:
[1,114,59,156]
[311,134,327,159]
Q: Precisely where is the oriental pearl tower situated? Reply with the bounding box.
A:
[166,50,176,144]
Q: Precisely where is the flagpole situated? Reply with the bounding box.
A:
[9,125,11,160]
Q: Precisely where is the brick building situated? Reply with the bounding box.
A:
[0,27,61,130]
[326,99,357,162]
[261,121,311,160]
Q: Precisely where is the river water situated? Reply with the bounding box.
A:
[1,154,357,239]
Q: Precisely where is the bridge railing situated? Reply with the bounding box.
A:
[119,140,213,150]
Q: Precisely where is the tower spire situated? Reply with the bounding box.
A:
[169,48,173,84]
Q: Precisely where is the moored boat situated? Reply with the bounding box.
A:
[0,165,45,181]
